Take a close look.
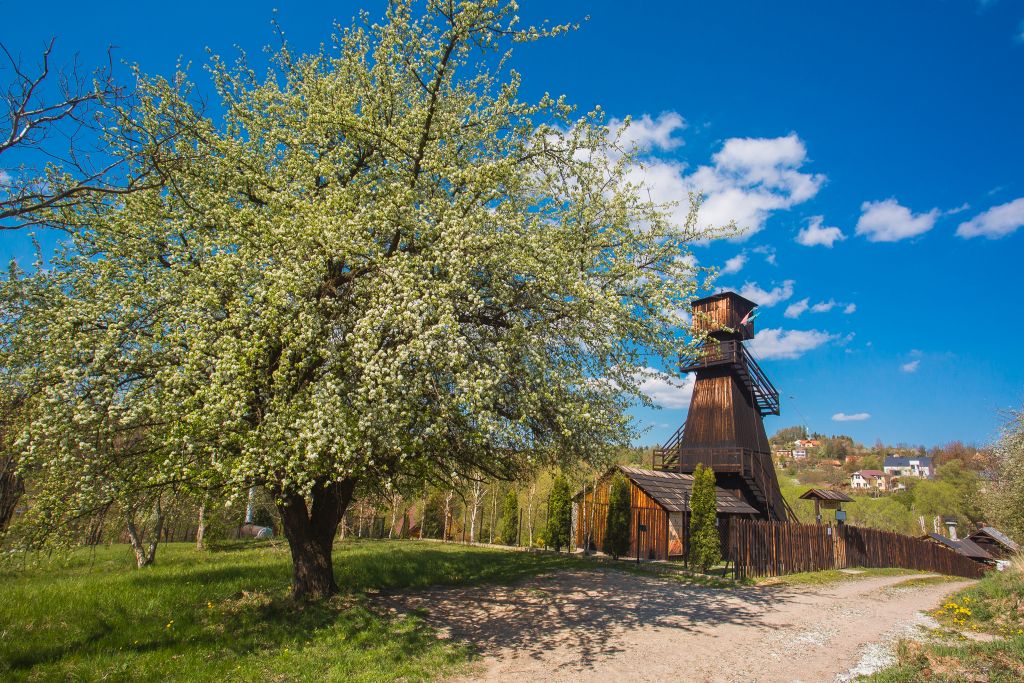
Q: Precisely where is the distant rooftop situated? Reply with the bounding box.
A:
[884,455,933,467]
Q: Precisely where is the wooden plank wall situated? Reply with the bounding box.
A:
[729,519,987,580]
[574,476,669,560]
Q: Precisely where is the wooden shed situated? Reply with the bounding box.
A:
[574,464,758,561]
[966,526,1019,560]
[923,533,994,564]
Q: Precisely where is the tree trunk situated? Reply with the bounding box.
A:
[276,478,356,600]
[489,485,498,544]
[125,498,165,568]
[526,483,536,547]
[196,502,207,550]
[419,492,426,539]
[469,480,483,544]
[443,490,454,542]
[0,456,24,533]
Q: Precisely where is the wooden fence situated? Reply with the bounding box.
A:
[729,519,987,579]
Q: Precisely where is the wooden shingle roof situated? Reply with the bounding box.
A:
[799,488,853,503]
[925,533,993,561]
[969,527,1019,553]
[618,465,759,515]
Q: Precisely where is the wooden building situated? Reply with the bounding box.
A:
[653,292,792,521]
[967,526,1019,560]
[574,464,758,560]
[923,533,995,565]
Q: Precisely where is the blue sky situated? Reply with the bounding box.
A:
[2,1,1023,448]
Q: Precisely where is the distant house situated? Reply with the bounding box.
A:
[793,449,808,459]
[850,469,896,492]
[883,455,933,479]
[794,439,820,449]
[774,449,793,460]
[967,526,1019,560]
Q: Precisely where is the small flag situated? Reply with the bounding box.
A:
[740,309,757,326]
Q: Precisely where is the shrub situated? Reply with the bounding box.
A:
[546,473,572,552]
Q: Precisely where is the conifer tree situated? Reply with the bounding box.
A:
[546,473,573,552]
[689,464,722,572]
[604,473,631,559]
[498,490,520,546]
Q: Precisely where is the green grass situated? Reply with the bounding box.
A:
[0,539,586,682]
[865,636,1024,682]
[758,566,921,586]
[864,564,1024,681]
[931,566,1024,636]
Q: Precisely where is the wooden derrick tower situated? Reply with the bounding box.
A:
[653,292,793,522]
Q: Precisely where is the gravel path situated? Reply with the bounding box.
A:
[378,569,974,683]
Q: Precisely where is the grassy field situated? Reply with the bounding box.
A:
[0,539,586,682]
[866,560,1024,682]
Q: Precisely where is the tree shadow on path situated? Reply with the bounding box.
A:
[376,568,791,673]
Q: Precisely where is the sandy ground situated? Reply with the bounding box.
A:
[377,569,974,683]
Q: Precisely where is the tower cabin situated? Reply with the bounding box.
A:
[653,292,793,522]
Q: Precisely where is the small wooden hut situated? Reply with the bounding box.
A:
[923,533,994,565]
[574,464,758,560]
[799,488,853,524]
[966,526,1019,560]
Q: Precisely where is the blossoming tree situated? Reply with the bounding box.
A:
[1,0,720,598]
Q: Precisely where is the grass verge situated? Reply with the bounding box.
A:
[864,560,1024,682]
[757,566,921,587]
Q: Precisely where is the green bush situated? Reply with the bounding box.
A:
[688,463,721,571]
[603,473,631,559]
[546,473,572,552]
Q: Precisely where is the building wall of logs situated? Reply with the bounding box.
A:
[574,474,670,560]
[729,519,987,579]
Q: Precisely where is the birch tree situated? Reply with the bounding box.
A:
[1,0,716,598]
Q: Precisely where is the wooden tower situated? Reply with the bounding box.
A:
[653,292,792,521]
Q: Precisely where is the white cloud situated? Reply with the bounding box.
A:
[956,198,1024,239]
[811,299,837,313]
[752,245,777,265]
[785,297,844,318]
[784,298,809,319]
[0,170,11,187]
[796,215,846,247]
[636,369,696,409]
[685,133,825,238]
[606,118,823,240]
[747,328,837,360]
[832,412,871,422]
[737,280,795,307]
[843,303,857,314]
[855,199,939,242]
[901,359,920,373]
[721,253,747,275]
[609,112,686,153]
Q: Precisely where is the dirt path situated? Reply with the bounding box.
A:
[378,569,974,683]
